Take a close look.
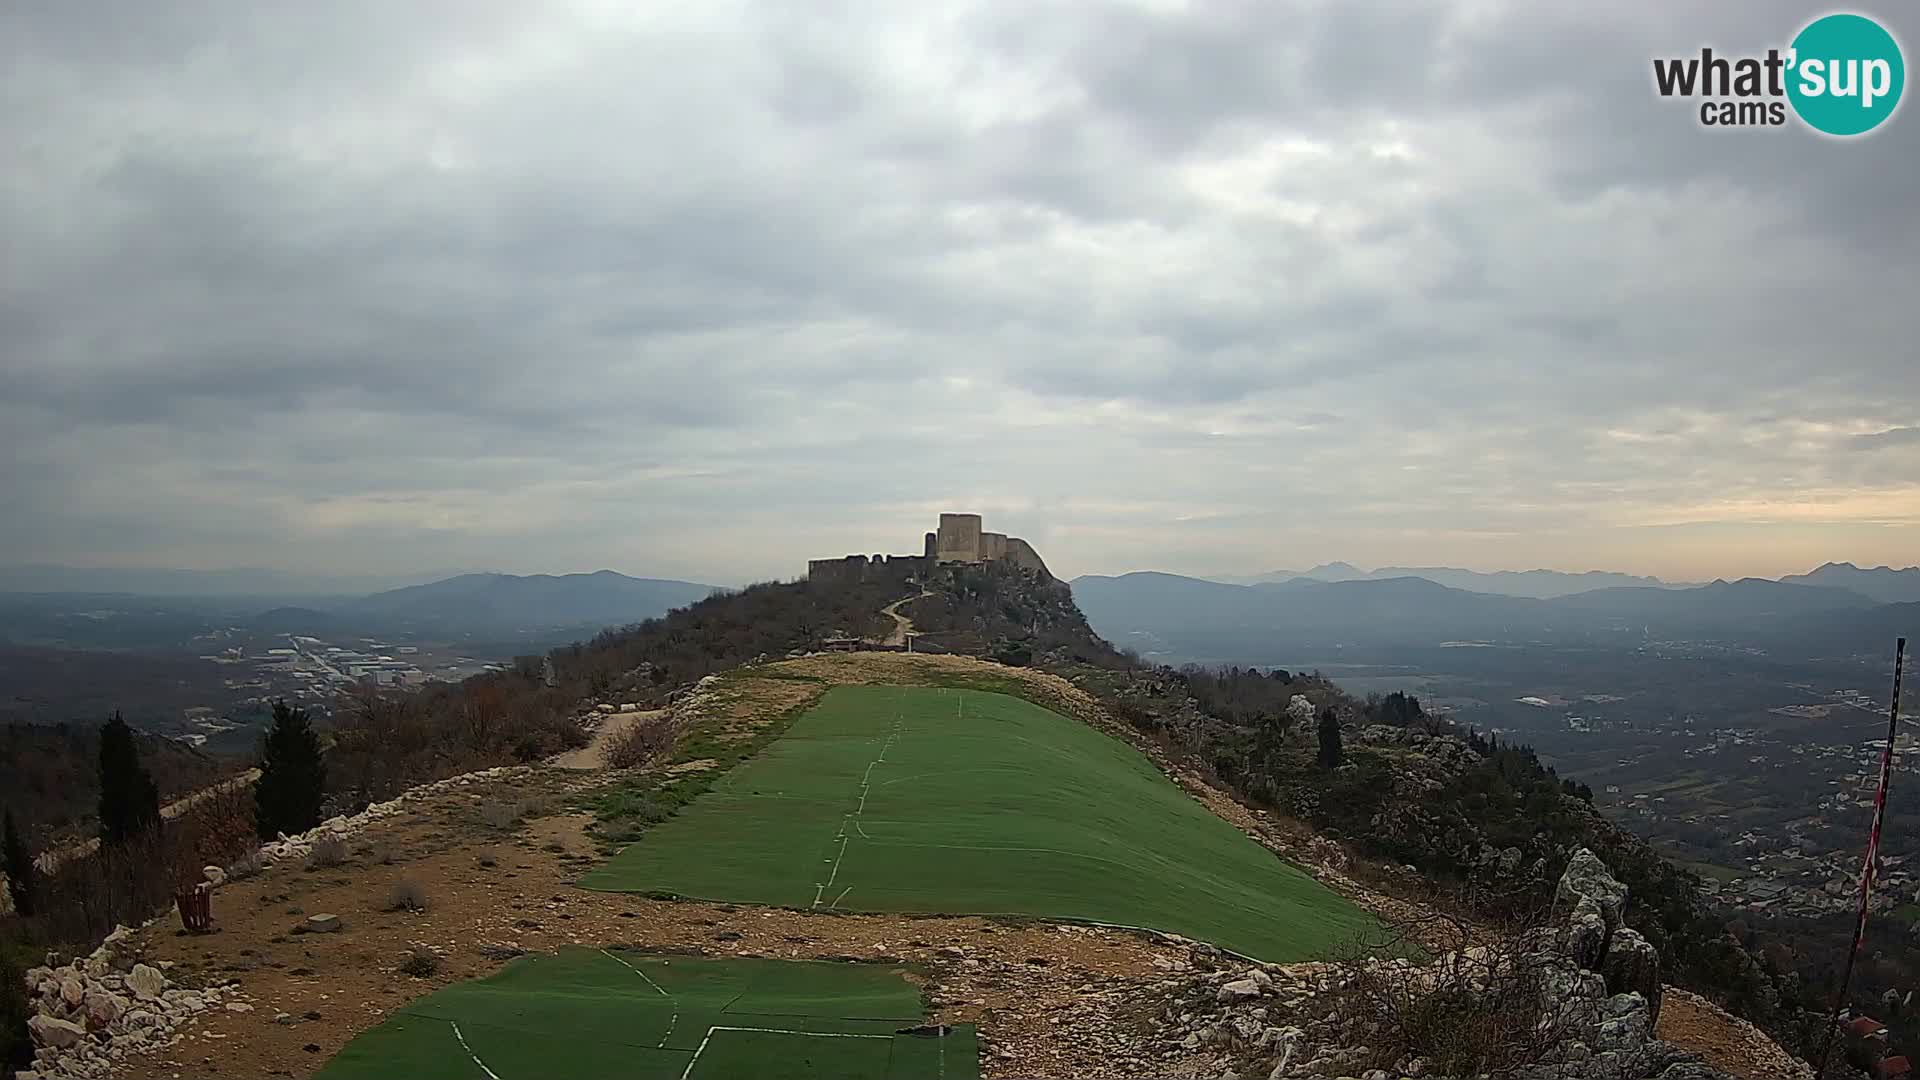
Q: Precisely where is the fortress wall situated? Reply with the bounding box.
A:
[980,532,1008,560]
[936,513,983,563]
[1002,537,1052,579]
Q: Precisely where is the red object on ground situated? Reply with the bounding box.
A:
[1875,1056,1912,1080]
[175,882,212,933]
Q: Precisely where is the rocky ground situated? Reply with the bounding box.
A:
[15,653,1815,1080]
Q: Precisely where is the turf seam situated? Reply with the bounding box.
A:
[448,1020,504,1080]
[599,949,679,1048]
[813,709,904,910]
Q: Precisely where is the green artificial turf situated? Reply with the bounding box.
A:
[315,950,973,1080]
[582,685,1374,960]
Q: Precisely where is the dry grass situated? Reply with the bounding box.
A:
[605,717,678,770]
[398,945,440,978]
[386,877,428,912]
[304,835,348,870]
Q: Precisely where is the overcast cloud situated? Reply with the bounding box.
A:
[3,0,1917,586]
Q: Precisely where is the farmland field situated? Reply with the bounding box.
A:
[315,950,974,1080]
[583,684,1372,960]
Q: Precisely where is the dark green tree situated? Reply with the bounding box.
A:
[1,946,30,1075]
[1316,707,1344,769]
[255,700,327,839]
[97,712,161,845]
[2,809,33,917]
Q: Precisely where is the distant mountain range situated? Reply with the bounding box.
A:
[1069,567,1911,660]
[342,571,721,632]
[0,570,723,647]
[1212,562,1683,598]
[1778,562,1920,604]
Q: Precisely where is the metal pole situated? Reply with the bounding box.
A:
[1816,637,1907,1077]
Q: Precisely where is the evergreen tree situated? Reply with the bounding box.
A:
[3,809,33,917]
[97,712,161,845]
[1316,707,1344,769]
[255,700,327,839]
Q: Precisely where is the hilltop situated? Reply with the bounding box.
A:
[5,536,1824,1080]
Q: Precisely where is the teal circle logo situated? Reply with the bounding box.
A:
[1787,13,1905,136]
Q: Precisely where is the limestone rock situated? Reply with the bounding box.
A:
[28,1015,87,1049]
[1555,848,1627,938]
[1216,978,1264,1003]
[1602,928,1663,1023]
[126,964,165,1001]
[305,913,343,933]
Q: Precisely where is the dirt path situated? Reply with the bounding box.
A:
[878,590,932,646]
[549,710,667,770]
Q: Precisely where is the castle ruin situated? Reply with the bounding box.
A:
[807,513,1050,584]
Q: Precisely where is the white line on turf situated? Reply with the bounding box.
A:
[812,710,903,909]
[449,1021,504,1080]
[678,1026,894,1080]
[600,949,679,1048]
[830,884,853,909]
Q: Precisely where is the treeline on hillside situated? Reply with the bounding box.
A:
[0,723,236,846]
[324,577,907,806]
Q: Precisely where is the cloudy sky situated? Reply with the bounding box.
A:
[3,1,1917,587]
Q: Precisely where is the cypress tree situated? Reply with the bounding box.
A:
[98,712,161,845]
[1317,706,1344,769]
[255,700,327,839]
[3,810,33,917]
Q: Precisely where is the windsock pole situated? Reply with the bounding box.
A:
[1816,636,1907,1077]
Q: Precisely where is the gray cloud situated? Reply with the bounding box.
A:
[2,0,1917,586]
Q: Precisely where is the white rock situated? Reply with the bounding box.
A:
[28,1015,87,1049]
[126,964,165,1000]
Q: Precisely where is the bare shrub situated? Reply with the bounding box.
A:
[225,848,265,881]
[386,878,428,912]
[1322,910,1580,1077]
[304,835,348,870]
[365,839,397,865]
[605,718,678,770]
[476,850,498,869]
[476,801,518,830]
[398,945,441,977]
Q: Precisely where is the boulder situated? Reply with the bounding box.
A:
[59,978,85,1007]
[1602,928,1663,1023]
[305,913,343,934]
[126,964,166,1001]
[27,1015,87,1049]
[1216,978,1264,1003]
[1555,848,1627,938]
[82,990,126,1030]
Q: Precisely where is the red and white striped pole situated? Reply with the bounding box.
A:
[1817,636,1907,1077]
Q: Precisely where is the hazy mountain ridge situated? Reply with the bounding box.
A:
[1069,567,1903,656]
[1779,561,1920,604]
[1218,563,1687,598]
[344,571,722,631]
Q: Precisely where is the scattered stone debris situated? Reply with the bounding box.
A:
[1140,850,1759,1079]
[18,924,249,1080]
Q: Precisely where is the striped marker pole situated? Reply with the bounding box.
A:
[1817,636,1906,1078]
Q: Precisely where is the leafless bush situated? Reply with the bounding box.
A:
[398,945,440,977]
[476,800,518,830]
[1322,909,1583,1077]
[605,718,678,770]
[304,835,348,870]
[386,877,428,912]
[226,848,265,881]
